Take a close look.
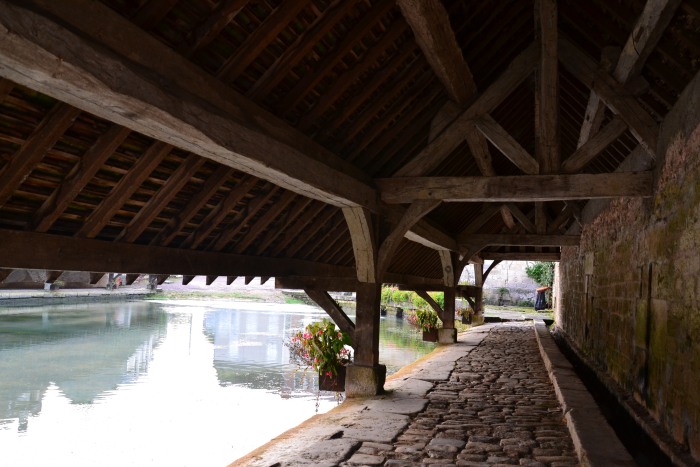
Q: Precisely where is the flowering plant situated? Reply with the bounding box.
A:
[288,319,352,377]
[415,308,439,332]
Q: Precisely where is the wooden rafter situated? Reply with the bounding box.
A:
[117,155,205,243]
[562,117,628,174]
[181,0,250,57]
[270,203,327,256]
[505,204,536,233]
[76,142,172,238]
[460,234,579,248]
[255,198,314,255]
[233,192,297,254]
[576,0,682,148]
[33,125,131,232]
[0,104,79,208]
[474,115,539,175]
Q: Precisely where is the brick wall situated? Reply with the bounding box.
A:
[557,74,700,461]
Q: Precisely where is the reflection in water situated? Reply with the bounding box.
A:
[0,300,435,466]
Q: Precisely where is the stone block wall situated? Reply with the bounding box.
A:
[557,74,700,461]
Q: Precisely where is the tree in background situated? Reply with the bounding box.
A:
[525,262,555,288]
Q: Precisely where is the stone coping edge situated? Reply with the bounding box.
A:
[533,322,636,467]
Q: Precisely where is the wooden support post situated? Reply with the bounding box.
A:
[304,289,355,343]
[346,282,385,397]
[473,263,484,318]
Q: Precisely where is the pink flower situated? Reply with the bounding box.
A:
[325,371,332,377]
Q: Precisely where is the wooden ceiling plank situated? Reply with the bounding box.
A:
[231,191,297,254]
[269,203,328,256]
[377,199,441,279]
[298,21,408,128]
[33,125,132,232]
[132,0,177,30]
[118,154,206,243]
[474,114,540,175]
[278,0,396,114]
[180,176,259,250]
[248,0,360,99]
[0,103,80,208]
[284,208,339,258]
[504,204,536,233]
[0,78,13,102]
[255,197,314,255]
[393,43,538,177]
[0,1,376,210]
[216,1,309,81]
[377,172,654,204]
[575,0,679,148]
[210,186,280,251]
[536,0,559,174]
[397,0,477,103]
[460,234,579,248]
[562,117,628,174]
[560,39,659,155]
[0,228,356,277]
[152,167,235,247]
[76,141,172,238]
[182,0,250,56]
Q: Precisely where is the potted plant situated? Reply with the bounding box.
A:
[288,319,352,391]
[416,309,439,342]
[458,307,473,324]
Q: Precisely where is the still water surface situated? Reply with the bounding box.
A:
[0,299,434,466]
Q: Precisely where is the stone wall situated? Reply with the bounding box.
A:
[557,74,700,461]
[462,261,539,306]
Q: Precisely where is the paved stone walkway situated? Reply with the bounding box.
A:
[343,323,577,466]
[235,323,632,466]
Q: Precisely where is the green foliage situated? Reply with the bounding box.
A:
[380,286,393,304]
[391,289,411,304]
[287,319,352,376]
[525,261,555,287]
[415,309,439,332]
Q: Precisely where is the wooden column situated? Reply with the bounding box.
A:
[443,288,455,329]
[474,263,485,318]
[346,281,386,397]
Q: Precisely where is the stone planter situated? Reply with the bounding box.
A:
[422,329,438,342]
[318,365,346,392]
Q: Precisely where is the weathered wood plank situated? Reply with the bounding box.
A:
[342,207,377,283]
[560,39,658,154]
[76,142,172,238]
[182,275,195,285]
[393,43,537,177]
[0,229,356,278]
[0,1,376,209]
[536,0,559,173]
[474,115,540,175]
[181,0,250,56]
[354,282,381,366]
[438,250,455,287]
[33,125,131,232]
[460,234,579,248]
[232,191,297,254]
[377,172,654,204]
[504,204,536,233]
[562,117,628,174]
[304,289,355,343]
[0,104,80,208]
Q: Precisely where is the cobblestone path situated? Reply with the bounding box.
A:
[347,323,579,466]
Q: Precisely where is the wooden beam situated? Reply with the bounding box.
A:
[0,229,356,278]
[181,0,249,56]
[182,275,195,285]
[276,276,359,291]
[118,154,205,243]
[124,273,140,285]
[499,205,516,230]
[342,207,377,283]
[483,260,501,282]
[481,251,560,261]
[474,115,540,175]
[304,289,355,343]
[385,206,458,252]
[559,39,659,154]
[377,200,441,278]
[504,204,536,233]
[562,117,628,174]
[460,234,579,248]
[270,203,328,257]
[415,290,444,316]
[45,270,63,284]
[155,274,169,285]
[459,205,502,238]
[438,250,455,287]
[0,1,376,210]
[0,104,80,208]
[0,268,12,284]
[205,275,217,286]
[260,276,270,286]
[244,276,254,285]
[535,0,559,174]
[151,168,235,246]
[576,0,681,148]
[393,43,538,177]
[88,273,105,285]
[547,204,576,234]
[226,276,237,285]
[535,202,547,234]
[77,142,172,238]
[254,198,314,255]
[377,172,654,203]
[577,47,620,149]
[397,0,477,103]
[33,125,131,232]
